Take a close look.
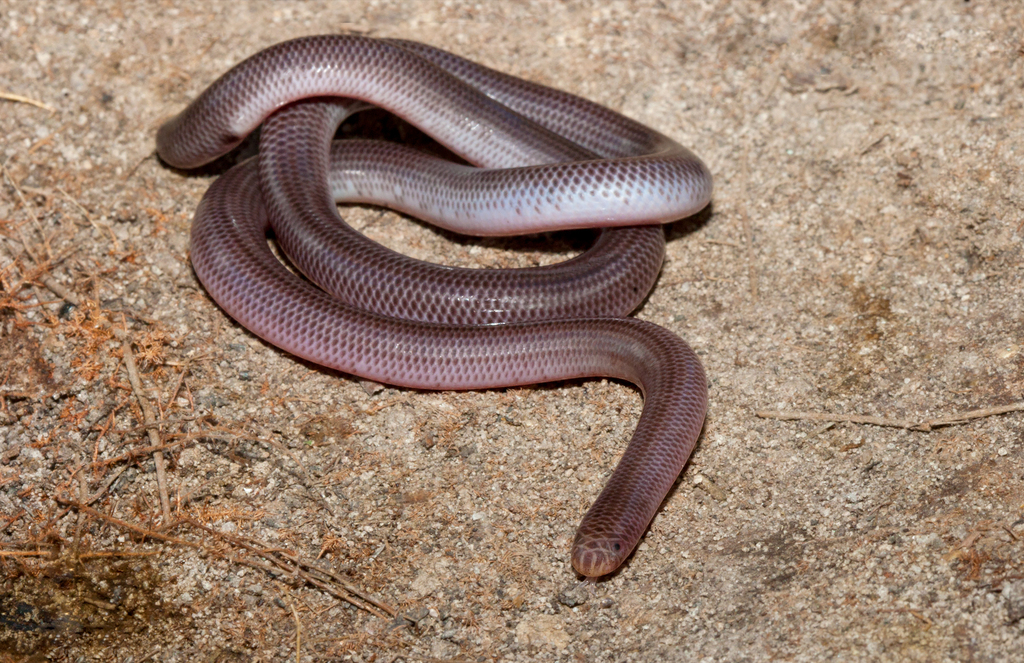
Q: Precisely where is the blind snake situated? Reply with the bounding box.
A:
[157,35,712,578]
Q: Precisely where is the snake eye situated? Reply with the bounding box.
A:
[612,542,622,552]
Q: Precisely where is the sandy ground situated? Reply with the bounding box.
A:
[1,0,1023,660]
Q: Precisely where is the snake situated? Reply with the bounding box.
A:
[156,35,712,578]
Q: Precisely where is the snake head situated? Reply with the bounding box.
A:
[571,532,633,579]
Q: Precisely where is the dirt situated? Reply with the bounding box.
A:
[1,0,1022,661]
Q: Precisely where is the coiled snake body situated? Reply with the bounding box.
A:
[157,36,712,578]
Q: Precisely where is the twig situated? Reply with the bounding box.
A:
[81,399,120,438]
[117,329,172,522]
[35,507,71,537]
[82,597,118,611]
[0,161,44,263]
[54,186,97,228]
[757,410,918,429]
[0,159,83,311]
[920,402,1024,430]
[0,91,55,112]
[703,239,744,249]
[113,414,204,436]
[1,509,26,532]
[41,276,80,306]
[55,497,198,547]
[161,368,190,416]
[85,466,128,505]
[282,596,302,663]
[124,151,154,181]
[89,437,195,469]
[78,550,162,559]
[275,548,396,616]
[859,133,891,156]
[756,401,1024,432]
[74,456,89,552]
[229,553,381,615]
[86,426,303,471]
[183,517,395,618]
[262,553,385,618]
[55,501,391,620]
